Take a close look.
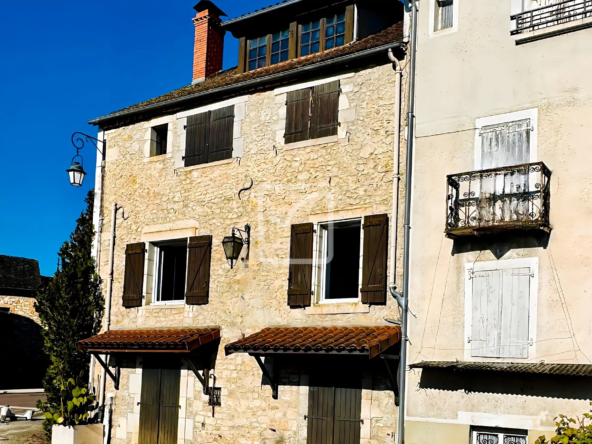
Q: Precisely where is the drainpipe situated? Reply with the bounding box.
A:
[99,203,121,414]
[387,49,402,289]
[391,1,418,444]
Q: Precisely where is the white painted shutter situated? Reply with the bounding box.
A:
[471,270,502,358]
[480,119,530,170]
[500,268,531,358]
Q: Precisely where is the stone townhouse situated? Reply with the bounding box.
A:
[80,1,409,443]
[404,0,592,443]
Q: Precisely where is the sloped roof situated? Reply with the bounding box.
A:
[410,361,592,377]
[0,255,42,296]
[89,22,404,126]
[225,326,402,358]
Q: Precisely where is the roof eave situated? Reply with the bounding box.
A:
[88,41,402,127]
[221,0,303,29]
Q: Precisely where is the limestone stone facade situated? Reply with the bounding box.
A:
[0,295,40,323]
[94,61,408,444]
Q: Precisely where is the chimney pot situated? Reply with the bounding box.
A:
[192,1,227,84]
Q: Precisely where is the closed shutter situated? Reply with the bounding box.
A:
[123,243,145,308]
[361,214,389,305]
[138,367,161,444]
[185,235,212,306]
[288,21,298,60]
[501,268,531,358]
[310,81,340,140]
[209,106,234,163]
[237,37,246,74]
[158,368,181,444]
[344,5,355,44]
[184,112,209,167]
[471,269,502,358]
[307,386,335,444]
[285,88,312,144]
[334,387,362,444]
[287,223,314,307]
[471,267,531,358]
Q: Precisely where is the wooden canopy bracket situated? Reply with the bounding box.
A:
[93,354,120,391]
[186,359,210,395]
[254,355,278,400]
[380,355,400,406]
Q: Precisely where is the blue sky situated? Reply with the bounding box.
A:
[0,0,273,276]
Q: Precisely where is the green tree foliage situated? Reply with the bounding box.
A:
[536,407,592,444]
[35,190,103,434]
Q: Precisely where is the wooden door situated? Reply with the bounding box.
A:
[307,385,362,444]
[138,364,181,444]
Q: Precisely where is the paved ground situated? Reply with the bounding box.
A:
[0,394,46,443]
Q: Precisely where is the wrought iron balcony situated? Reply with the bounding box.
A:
[446,162,552,238]
[511,0,592,35]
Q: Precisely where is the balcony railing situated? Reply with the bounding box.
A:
[511,0,592,35]
[446,162,552,238]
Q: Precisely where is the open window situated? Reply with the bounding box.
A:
[150,124,168,157]
[152,239,188,305]
[315,219,362,303]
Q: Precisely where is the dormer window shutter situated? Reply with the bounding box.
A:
[285,88,312,144]
[237,37,246,74]
[123,243,145,308]
[361,214,389,305]
[310,80,340,140]
[287,223,314,308]
[185,235,212,306]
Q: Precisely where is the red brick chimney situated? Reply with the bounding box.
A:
[192,1,227,84]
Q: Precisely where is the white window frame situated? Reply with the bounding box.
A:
[429,0,460,38]
[464,257,538,361]
[312,217,364,305]
[474,108,538,170]
[149,240,188,306]
[471,427,528,444]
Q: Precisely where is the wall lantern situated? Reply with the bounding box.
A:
[222,224,251,269]
[67,132,105,187]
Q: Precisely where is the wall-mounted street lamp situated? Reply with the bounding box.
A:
[222,224,251,269]
[67,132,105,187]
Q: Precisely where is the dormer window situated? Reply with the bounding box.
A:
[248,37,268,70]
[271,30,290,65]
[300,12,346,56]
[247,28,290,71]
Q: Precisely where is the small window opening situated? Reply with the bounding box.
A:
[317,219,362,302]
[153,240,187,303]
[248,36,268,71]
[151,124,168,157]
[435,0,454,31]
[325,13,346,49]
[301,20,321,56]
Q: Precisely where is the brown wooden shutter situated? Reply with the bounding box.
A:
[288,21,298,60]
[237,37,246,74]
[287,223,314,307]
[185,235,212,306]
[122,242,145,308]
[208,105,234,163]
[345,4,355,44]
[306,386,335,444]
[310,81,340,140]
[138,367,161,444]
[158,367,181,444]
[184,112,209,167]
[334,387,362,443]
[285,88,312,144]
[361,214,389,305]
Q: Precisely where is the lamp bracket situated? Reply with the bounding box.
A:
[232,224,251,245]
[71,132,106,166]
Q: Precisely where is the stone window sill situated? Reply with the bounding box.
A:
[143,153,172,163]
[176,158,234,172]
[142,303,185,310]
[305,302,370,315]
[284,135,339,151]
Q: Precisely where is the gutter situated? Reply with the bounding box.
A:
[88,42,403,126]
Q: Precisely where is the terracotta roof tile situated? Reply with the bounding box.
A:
[225,326,401,359]
[410,361,592,377]
[78,328,220,353]
[93,22,403,122]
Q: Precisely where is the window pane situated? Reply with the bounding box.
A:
[336,22,346,34]
[249,60,256,70]
[282,29,290,38]
[312,20,320,29]
[158,244,187,302]
[249,39,258,49]
[337,13,345,22]
[321,221,361,301]
[258,46,267,56]
[326,26,335,37]
[301,46,310,56]
[311,42,320,53]
[326,38,335,49]
[312,30,320,41]
[272,32,280,42]
[258,58,266,68]
[281,39,289,50]
[272,42,280,53]
[326,17,335,25]
[302,23,310,32]
[336,35,345,46]
[271,53,279,64]
[249,48,257,59]
[280,50,289,61]
[259,36,267,45]
[302,33,310,44]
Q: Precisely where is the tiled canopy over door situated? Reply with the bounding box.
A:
[471,268,531,359]
[138,363,182,444]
